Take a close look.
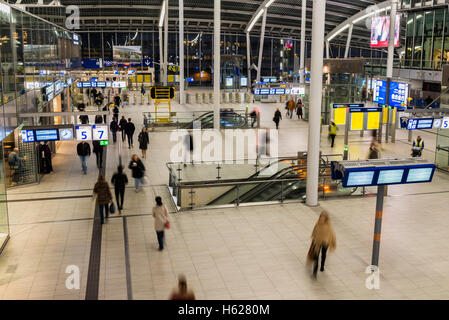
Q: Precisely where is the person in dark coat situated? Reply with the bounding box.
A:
[113,105,119,120]
[138,127,150,159]
[128,154,145,192]
[111,165,128,213]
[94,114,103,124]
[119,116,127,143]
[93,175,112,224]
[125,118,136,149]
[273,108,282,129]
[114,95,121,108]
[110,118,119,143]
[77,141,91,174]
[92,140,104,168]
[40,141,53,173]
[79,114,89,124]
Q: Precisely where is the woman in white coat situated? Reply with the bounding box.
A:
[152,196,169,251]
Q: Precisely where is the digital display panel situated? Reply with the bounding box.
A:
[21,130,35,143]
[113,46,142,63]
[275,88,285,95]
[345,171,375,187]
[35,129,59,142]
[289,87,305,95]
[373,80,386,104]
[370,15,400,48]
[416,118,434,129]
[225,77,233,87]
[240,77,247,87]
[389,82,409,109]
[406,167,434,183]
[377,169,404,184]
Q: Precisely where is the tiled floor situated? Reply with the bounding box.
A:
[1,93,447,299]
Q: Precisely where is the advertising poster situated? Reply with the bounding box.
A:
[370,15,400,48]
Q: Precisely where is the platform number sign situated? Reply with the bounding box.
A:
[76,126,92,141]
[442,117,449,129]
[92,125,108,141]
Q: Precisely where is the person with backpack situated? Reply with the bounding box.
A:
[152,196,169,251]
[138,127,150,159]
[111,165,128,213]
[128,154,145,192]
[273,108,282,130]
[125,118,136,149]
[93,175,113,224]
[110,118,119,143]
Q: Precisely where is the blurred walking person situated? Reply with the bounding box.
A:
[93,175,112,224]
[129,154,145,192]
[110,117,119,144]
[307,210,336,279]
[119,116,127,143]
[111,165,128,213]
[125,118,136,149]
[296,98,303,119]
[76,141,91,174]
[169,275,196,300]
[273,108,282,130]
[287,98,295,119]
[138,127,150,159]
[328,121,337,148]
[152,196,169,251]
[92,140,104,168]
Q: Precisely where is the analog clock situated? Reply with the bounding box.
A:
[59,128,73,140]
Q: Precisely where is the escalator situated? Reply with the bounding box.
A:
[207,158,356,206]
[180,110,248,129]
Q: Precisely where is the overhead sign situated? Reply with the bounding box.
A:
[254,88,285,95]
[370,15,400,48]
[287,87,305,95]
[35,129,59,142]
[92,125,108,141]
[373,80,409,108]
[76,126,92,141]
[406,118,434,130]
[331,159,436,187]
[21,130,35,143]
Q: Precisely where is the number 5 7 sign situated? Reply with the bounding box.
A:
[92,125,108,141]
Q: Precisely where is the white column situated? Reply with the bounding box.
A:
[344,23,353,58]
[246,32,251,90]
[256,10,267,82]
[306,0,326,207]
[179,0,184,104]
[325,40,329,59]
[214,0,221,129]
[159,27,163,83]
[164,0,169,86]
[300,0,306,84]
[387,0,397,78]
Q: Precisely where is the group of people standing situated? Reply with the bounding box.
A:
[272,98,303,129]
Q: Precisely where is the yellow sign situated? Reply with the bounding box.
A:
[367,112,380,130]
[144,75,152,82]
[351,112,364,131]
[137,75,144,83]
[382,107,388,124]
[168,75,174,83]
[392,108,397,124]
[334,108,346,125]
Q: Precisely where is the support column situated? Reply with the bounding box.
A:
[326,40,330,59]
[300,0,306,84]
[344,24,353,58]
[385,0,397,143]
[164,0,169,86]
[256,10,267,82]
[246,32,251,91]
[159,27,163,83]
[214,0,221,129]
[306,0,326,207]
[371,185,385,267]
[179,0,185,104]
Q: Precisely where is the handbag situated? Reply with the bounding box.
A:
[109,201,116,214]
[165,220,170,229]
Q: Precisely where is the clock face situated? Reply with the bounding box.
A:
[59,128,73,140]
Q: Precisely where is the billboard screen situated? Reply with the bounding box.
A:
[112,46,142,63]
[370,15,400,48]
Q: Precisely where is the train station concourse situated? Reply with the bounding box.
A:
[0,0,448,306]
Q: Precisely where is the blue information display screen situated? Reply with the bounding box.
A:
[35,129,59,141]
[406,118,434,130]
[377,169,404,184]
[389,82,409,108]
[373,80,386,104]
[346,171,375,187]
[406,168,434,183]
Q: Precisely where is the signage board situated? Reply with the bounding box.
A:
[35,129,59,142]
[377,169,405,185]
[225,77,233,87]
[240,77,247,87]
[406,118,434,130]
[58,128,74,141]
[92,125,108,141]
[76,126,92,141]
[346,171,375,187]
[21,130,35,143]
